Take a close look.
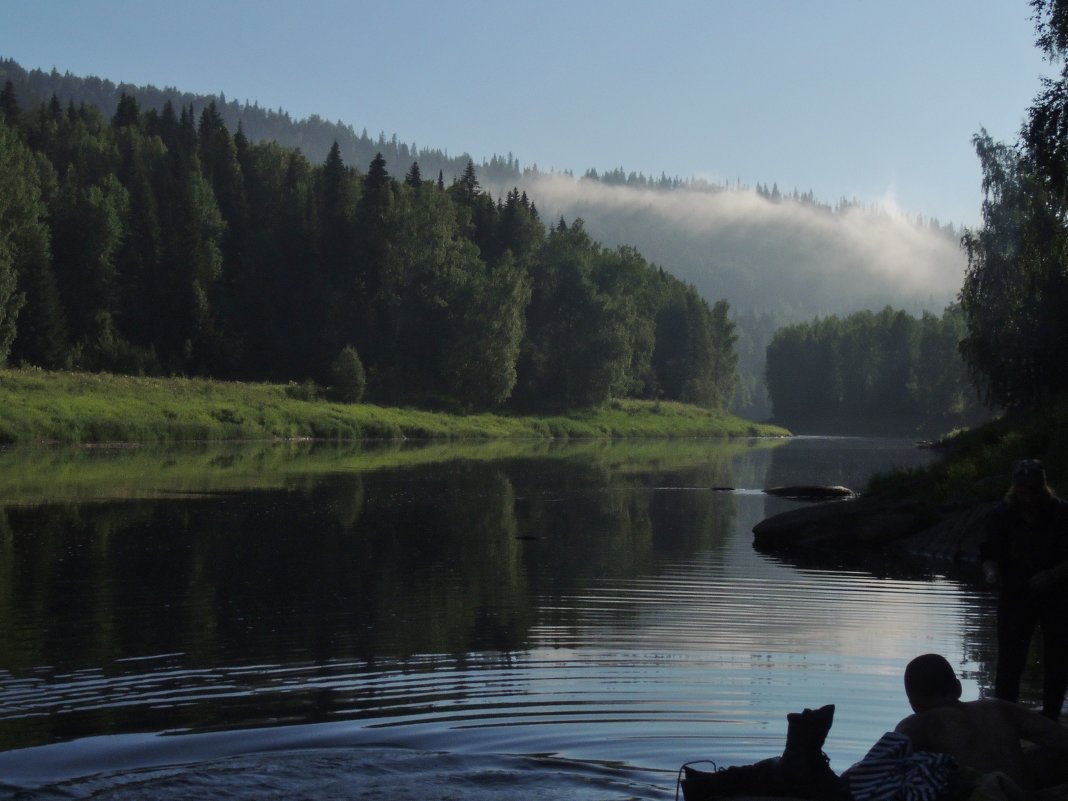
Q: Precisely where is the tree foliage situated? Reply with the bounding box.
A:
[766,305,985,434]
[330,345,366,403]
[958,1,1068,409]
[0,89,738,412]
[0,118,48,364]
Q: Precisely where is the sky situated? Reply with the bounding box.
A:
[0,0,1055,228]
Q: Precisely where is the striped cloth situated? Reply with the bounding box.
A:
[848,731,957,801]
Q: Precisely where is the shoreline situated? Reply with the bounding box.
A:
[0,367,790,446]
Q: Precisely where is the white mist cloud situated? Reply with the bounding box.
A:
[489,173,967,316]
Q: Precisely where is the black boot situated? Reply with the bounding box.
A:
[779,704,846,800]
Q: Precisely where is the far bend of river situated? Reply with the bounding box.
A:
[0,436,1014,800]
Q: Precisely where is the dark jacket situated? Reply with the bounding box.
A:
[980,497,1068,601]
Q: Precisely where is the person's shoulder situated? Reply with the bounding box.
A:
[896,704,970,730]
[961,697,1016,712]
[893,712,922,737]
[965,697,1012,712]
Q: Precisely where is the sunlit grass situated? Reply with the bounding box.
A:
[0,368,789,445]
[866,396,1068,503]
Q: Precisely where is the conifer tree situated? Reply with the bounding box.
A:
[404,160,422,187]
[0,81,19,128]
[50,168,128,347]
[113,125,163,353]
[197,102,248,365]
[313,141,357,374]
[456,159,480,200]
[0,118,66,366]
[354,151,399,367]
[111,92,140,129]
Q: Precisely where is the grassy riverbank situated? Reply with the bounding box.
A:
[868,397,1068,504]
[0,368,789,445]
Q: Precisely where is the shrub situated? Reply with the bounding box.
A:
[330,345,366,404]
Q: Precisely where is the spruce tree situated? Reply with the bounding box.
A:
[111,93,140,129]
[404,160,422,187]
[0,119,66,366]
[0,81,19,128]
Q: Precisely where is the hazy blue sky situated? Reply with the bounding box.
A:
[0,0,1053,226]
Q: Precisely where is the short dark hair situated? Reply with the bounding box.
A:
[1012,458,1047,486]
[904,654,958,698]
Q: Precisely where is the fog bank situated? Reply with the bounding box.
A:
[489,173,966,319]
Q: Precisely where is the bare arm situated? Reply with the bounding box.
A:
[1006,702,1068,749]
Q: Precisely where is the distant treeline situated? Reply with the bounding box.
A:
[0,58,939,218]
[765,305,988,434]
[0,85,738,411]
[0,58,543,190]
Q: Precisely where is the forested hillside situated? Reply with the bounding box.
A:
[0,85,738,412]
[0,58,519,193]
[0,58,967,419]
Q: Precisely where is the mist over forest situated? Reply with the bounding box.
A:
[0,58,972,421]
[487,174,964,317]
[480,174,966,416]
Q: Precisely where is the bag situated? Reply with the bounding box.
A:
[676,704,847,800]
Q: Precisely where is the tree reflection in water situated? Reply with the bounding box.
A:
[0,438,1008,792]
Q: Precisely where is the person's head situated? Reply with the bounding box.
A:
[1007,459,1054,508]
[904,654,962,713]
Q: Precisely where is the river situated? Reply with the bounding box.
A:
[0,436,1009,799]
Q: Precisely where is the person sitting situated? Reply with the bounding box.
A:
[893,653,1068,795]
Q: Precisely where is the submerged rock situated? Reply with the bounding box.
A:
[897,501,999,563]
[752,495,995,565]
[753,496,926,550]
[764,485,856,501]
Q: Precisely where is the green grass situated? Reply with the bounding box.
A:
[0,368,790,445]
[866,396,1068,505]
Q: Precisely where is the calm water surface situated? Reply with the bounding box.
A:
[0,437,1008,799]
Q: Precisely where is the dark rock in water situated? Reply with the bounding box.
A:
[753,495,926,550]
[898,501,999,563]
[765,485,856,501]
[753,493,997,565]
